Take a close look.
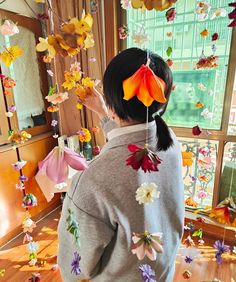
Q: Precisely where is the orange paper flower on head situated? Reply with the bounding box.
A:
[123,59,166,107]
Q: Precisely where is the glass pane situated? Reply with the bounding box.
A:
[0,26,46,130]
[179,137,218,208]
[219,142,236,203]
[127,0,232,130]
[228,71,236,135]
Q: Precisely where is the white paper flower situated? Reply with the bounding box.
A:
[201,108,213,119]
[211,8,227,20]
[27,241,39,253]
[198,83,206,92]
[136,183,160,205]
[0,20,19,36]
[120,0,131,10]
[195,1,211,21]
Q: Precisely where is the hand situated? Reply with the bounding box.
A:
[81,87,109,120]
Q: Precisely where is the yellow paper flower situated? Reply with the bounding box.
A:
[0,46,23,67]
[84,33,95,49]
[200,28,209,37]
[76,103,83,110]
[62,70,82,90]
[36,37,56,58]
[78,128,91,142]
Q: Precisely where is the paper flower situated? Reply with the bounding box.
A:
[185,197,197,208]
[78,128,91,142]
[51,120,58,127]
[19,175,28,181]
[132,26,149,46]
[36,37,56,58]
[92,126,100,133]
[228,2,236,27]
[183,235,195,248]
[3,77,16,88]
[27,241,39,254]
[195,1,211,21]
[28,259,38,267]
[0,45,23,67]
[201,108,213,119]
[166,59,173,67]
[198,239,205,245]
[89,56,96,62]
[192,228,203,239]
[192,125,202,136]
[23,233,33,244]
[126,144,162,173]
[8,130,31,144]
[28,273,41,282]
[22,194,37,208]
[196,54,218,69]
[118,25,129,40]
[132,231,163,261]
[43,55,52,63]
[166,8,176,22]
[166,32,173,38]
[136,183,160,205]
[12,160,27,170]
[38,146,88,183]
[195,101,204,108]
[75,77,95,100]
[212,33,219,41]
[208,197,236,226]
[0,268,5,277]
[121,0,131,10]
[37,13,49,20]
[16,182,25,190]
[0,19,19,36]
[123,61,166,107]
[166,46,172,57]
[211,8,227,20]
[71,252,81,276]
[200,28,209,37]
[66,209,80,248]
[45,92,69,105]
[185,256,193,263]
[5,112,13,118]
[76,103,83,110]
[139,264,156,282]
[181,151,193,167]
[197,83,206,91]
[182,270,192,279]
[214,240,230,264]
[8,105,16,112]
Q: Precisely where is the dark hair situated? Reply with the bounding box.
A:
[103,47,173,151]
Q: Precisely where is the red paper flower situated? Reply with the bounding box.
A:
[228,2,236,27]
[192,125,202,136]
[166,8,176,22]
[212,33,219,41]
[126,144,162,173]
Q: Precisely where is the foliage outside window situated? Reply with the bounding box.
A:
[126,0,236,209]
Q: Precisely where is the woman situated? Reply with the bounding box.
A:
[58,47,184,282]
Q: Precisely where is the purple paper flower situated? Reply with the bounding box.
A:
[19,175,28,181]
[214,240,230,264]
[139,264,156,282]
[185,256,193,263]
[71,252,81,276]
[8,105,17,112]
[51,119,58,127]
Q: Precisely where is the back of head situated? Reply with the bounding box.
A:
[103,47,174,151]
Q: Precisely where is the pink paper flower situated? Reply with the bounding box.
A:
[23,233,33,244]
[132,231,163,261]
[0,19,19,36]
[38,147,88,184]
[45,92,69,105]
[118,25,129,40]
[197,190,208,199]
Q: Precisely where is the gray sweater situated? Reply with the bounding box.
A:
[58,121,184,282]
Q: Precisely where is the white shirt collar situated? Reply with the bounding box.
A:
[107,121,155,141]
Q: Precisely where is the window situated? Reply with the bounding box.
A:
[0,9,51,146]
[125,0,236,209]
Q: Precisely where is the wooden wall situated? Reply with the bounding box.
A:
[0,134,61,247]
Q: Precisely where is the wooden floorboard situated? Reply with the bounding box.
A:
[0,208,235,282]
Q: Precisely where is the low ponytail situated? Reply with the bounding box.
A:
[154,114,173,151]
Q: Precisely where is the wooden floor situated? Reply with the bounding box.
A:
[0,207,236,282]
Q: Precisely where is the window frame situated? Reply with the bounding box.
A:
[0,8,51,145]
[105,1,236,208]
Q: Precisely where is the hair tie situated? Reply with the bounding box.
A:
[152,111,160,119]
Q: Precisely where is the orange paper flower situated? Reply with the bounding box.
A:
[195,101,204,108]
[3,77,16,88]
[123,61,166,107]
[47,105,59,112]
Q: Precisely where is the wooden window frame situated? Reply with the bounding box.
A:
[105,2,236,205]
[0,8,51,145]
